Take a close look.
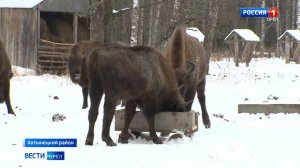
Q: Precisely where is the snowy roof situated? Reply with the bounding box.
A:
[0,0,44,8]
[186,27,205,42]
[278,30,300,42]
[224,29,260,42]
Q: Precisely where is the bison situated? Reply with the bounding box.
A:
[0,39,15,116]
[163,25,211,128]
[68,41,127,109]
[68,41,105,109]
[84,45,190,146]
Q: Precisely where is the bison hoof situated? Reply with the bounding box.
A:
[82,104,88,109]
[153,138,163,144]
[203,119,211,129]
[8,111,16,116]
[105,140,117,146]
[85,138,93,146]
[102,137,117,146]
[118,132,133,144]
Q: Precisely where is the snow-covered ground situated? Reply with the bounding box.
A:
[1,57,300,168]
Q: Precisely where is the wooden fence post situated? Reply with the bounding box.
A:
[234,35,239,67]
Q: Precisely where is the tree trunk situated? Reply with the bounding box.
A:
[150,0,162,47]
[130,0,139,46]
[292,0,298,29]
[103,0,113,43]
[286,0,291,29]
[90,0,104,42]
[204,0,222,58]
[260,0,265,58]
[137,0,144,45]
[142,0,151,46]
[275,0,280,57]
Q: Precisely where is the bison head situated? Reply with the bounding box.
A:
[67,54,89,88]
[175,61,196,97]
[68,55,82,83]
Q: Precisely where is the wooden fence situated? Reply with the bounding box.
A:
[37,39,73,75]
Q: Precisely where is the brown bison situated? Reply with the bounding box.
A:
[68,41,105,109]
[0,39,15,116]
[163,25,210,128]
[68,41,126,109]
[84,45,190,146]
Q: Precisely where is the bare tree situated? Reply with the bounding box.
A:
[204,0,223,58]
[90,0,104,42]
[260,0,265,57]
[130,0,139,46]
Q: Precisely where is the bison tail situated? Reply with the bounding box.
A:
[169,25,186,69]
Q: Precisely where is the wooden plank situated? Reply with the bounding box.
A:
[285,37,290,63]
[73,13,78,43]
[39,39,74,46]
[38,55,66,59]
[238,104,300,114]
[115,110,198,133]
[38,0,90,13]
[0,9,38,69]
[293,44,300,63]
[234,35,239,67]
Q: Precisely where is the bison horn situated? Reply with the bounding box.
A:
[179,84,188,97]
[186,60,195,73]
[185,99,193,107]
[179,84,185,92]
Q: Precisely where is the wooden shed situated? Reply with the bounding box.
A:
[278,30,300,64]
[224,29,260,67]
[0,0,91,74]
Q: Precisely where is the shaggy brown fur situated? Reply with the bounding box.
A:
[68,41,127,109]
[163,25,210,128]
[68,41,105,109]
[0,39,15,115]
[84,45,187,146]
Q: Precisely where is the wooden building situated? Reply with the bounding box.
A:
[0,0,91,74]
[278,30,300,64]
[224,29,260,67]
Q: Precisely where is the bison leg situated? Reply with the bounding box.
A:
[102,95,118,146]
[85,81,103,146]
[118,100,137,143]
[197,78,211,128]
[184,86,197,111]
[82,87,88,109]
[143,106,162,144]
[3,79,15,116]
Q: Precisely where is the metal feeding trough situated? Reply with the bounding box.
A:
[115,110,199,136]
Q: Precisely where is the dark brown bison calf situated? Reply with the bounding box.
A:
[84,45,189,146]
[68,41,126,109]
[0,39,15,115]
[68,41,104,109]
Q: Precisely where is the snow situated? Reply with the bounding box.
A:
[225,29,260,42]
[1,57,300,168]
[112,8,130,14]
[133,0,139,8]
[186,27,205,42]
[278,30,300,42]
[0,0,44,8]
